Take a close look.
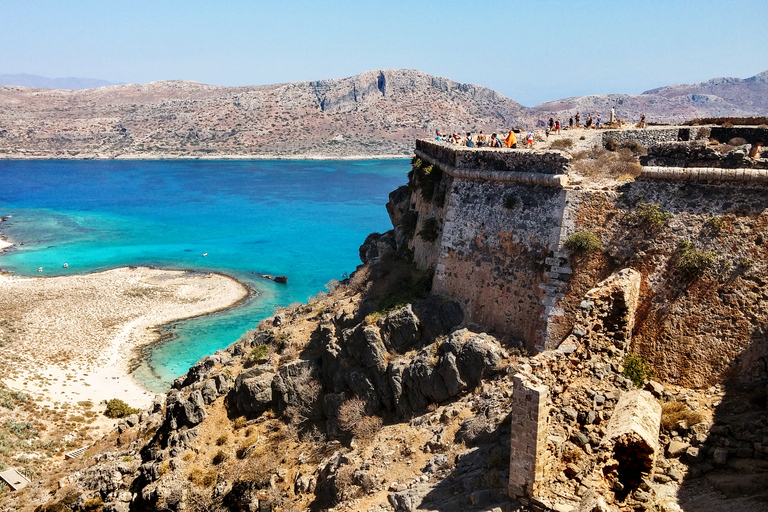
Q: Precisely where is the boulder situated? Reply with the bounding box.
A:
[227,363,275,416]
[165,390,207,430]
[342,324,388,372]
[378,305,421,353]
[359,230,397,266]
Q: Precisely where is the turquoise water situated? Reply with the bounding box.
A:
[0,159,407,391]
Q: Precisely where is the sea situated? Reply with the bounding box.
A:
[0,159,408,391]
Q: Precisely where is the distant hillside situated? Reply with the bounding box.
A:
[0,73,117,90]
[530,70,768,125]
[0,68,766,158]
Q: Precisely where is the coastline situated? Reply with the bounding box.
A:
[0,266,248,422]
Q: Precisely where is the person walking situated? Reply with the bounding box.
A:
[526,130,534,148]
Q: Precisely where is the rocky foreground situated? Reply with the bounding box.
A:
[12,231,768,511]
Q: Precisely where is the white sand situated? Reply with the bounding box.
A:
[0,267,248,413]
[0,237,11,252]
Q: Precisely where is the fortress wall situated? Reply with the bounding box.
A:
[410,139,768,387]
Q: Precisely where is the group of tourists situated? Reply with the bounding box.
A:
[435,128,538,150]
[435,130,530,149]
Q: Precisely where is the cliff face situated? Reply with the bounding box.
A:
[1,68,768,159]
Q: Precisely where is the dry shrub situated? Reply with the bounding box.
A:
[728,137,748,146]
[188,466,218,487]
[561,443,583,463]
[183,451,195,461]
[550,138,574,150]
[661,401,703,431]
[236,450,278,488]
[283,367,323,426]
[215,434,229,446]
[157,461,171,477]
[352,415,383,440]
[212,449,228,465]
[233,416,247,430]
[337,397,367,433]
[572,147,642,180]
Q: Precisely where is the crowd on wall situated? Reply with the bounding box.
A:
[436,107,649,149]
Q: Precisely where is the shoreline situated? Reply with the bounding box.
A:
[0,266,249,427]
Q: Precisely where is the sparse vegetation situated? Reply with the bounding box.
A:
[104,398,139,419]
[502,195,518,210]
[676,241,717,277]
[550,138,573,150]
[188,466,218,487]
[704,216,725,233]
[604,137,619,151]
[409,157,444,203]
[622,353,654,387]
[632,202,673,230]
[244,344,269,367]
[564,232,603,254]
[660,400,703,431]
[571,147,642,180]
[418,217,439,243]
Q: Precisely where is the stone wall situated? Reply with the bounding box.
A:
[403,139,768,387]
[601,126,768,148]
[508,373,549,503]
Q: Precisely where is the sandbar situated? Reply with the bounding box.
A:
[0,267,248,416]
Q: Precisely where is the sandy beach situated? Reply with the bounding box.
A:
[0,266,248,415]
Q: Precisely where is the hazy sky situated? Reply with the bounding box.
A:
[2,0,767,106]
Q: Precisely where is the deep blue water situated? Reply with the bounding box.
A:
[0,159,407,391]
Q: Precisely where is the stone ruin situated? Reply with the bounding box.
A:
[508,269,665,511]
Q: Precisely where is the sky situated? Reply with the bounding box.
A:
[2,0,767,107]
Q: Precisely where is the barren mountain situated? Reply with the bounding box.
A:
[0,68,767,158]
[0,69,524,158]
[0,73,117,90]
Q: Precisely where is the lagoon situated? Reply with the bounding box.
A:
[0,159,408,391]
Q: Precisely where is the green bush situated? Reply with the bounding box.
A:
[676,241,716,277]
[409,157,444,203]
[564,232,603,254]
[104,398,140,419]
[244,344,269,368]
[704,216,725,233]
[418,217,439,243]
[622,353,654,388]
[634,203,673,230]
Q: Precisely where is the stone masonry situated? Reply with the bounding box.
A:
[508,372,550,503]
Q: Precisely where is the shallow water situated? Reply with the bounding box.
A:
[0,159,408,391]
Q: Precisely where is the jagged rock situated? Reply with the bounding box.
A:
[386,185,410,227]
[165,390,207,430]
[422,454,448,474]
[200,379,220,404]
[412,296,464,341]
[167,427,198,449]
[272,359,322,413]
[228,363,275,415]
[378,305,421,353]
[359,230,397,266]
[714,446,728,465]
[173,355,219,389]
[388,487,424,512]
[102,503,130,512]
[343,323,388,372]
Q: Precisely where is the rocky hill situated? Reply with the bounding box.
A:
[1,69,767,159]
